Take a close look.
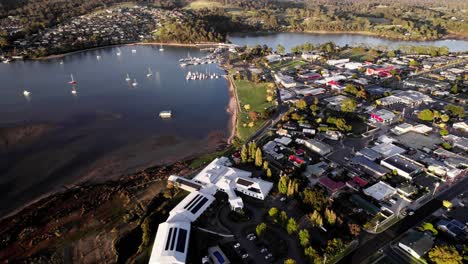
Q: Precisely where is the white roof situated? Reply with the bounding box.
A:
[275,136,293,146]
[372,143,405,157]
[149,221,191,264]
[364,181,397,201]
[167,191,216,223]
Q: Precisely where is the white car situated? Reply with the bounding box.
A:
[260,248,268,254]
[242,254,249,259]
[265,253,273,260]
[248,235,257,241]
[280,197,287,202]
[233,243,240,249]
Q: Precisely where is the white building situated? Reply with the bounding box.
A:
[274,73,297,88]
[300,138,333,156]
[363,181,397,201]
[150,157,273,264]
[381,155,424,179]
[371,143,405,158]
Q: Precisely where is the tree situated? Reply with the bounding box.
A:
[277,44,286,55]
[248,141,257,160]
[429,245,463,264]
[341,98,357,112]
[287,218,298,234]
[302,187,327,211]
[269,207,279,220]
[418,222,438,235]
[256,222,267,236]
[255,147,263,167]
[267,168,272,178]
[348,223,361,237]
[263,160,269,170]
[299,229,310,247]
[409,60,420,66]
[244,104,251,111]
[287,178,299,197]
[325,208,337,225]
[249,111,259,121]
[241,145,248,163]
[441,114,450,122]
[284,259,297,264]
[325,238,345,257]
[387,50,396,57]
[440,129,449,136]
[304,246,322,264]
[310,210,323,227]
[296,99,307,110]
[418,109,434,121]
[280,211,288,226]
[278,175,289,194]
[445,104,465,118]
[442,142,453,150]
[450,83,460,94]
[443,200,453,209]
[266,95,274,102]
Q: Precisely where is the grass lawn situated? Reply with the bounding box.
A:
[189,146,235,169]
[340,47,380,62]
[235,80,273,112]
[270,59,307,71]
[233,79,273,141]
[185,0,230,9]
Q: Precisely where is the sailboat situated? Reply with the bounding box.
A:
[147,68,153,77]
[132,79,138,87]
[159,44,164,51]
[71,88,77,95]
[125,73,131,82]
[116,48,121,56]
[59,60,64,65]
[68,74,77,85]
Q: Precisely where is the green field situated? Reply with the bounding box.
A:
[185,0,230,9]
[340,47,380,62]
[233,79,274,141]
[270,60,307,71]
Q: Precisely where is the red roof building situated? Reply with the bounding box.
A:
[319,176,345,194]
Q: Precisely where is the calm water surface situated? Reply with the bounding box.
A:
[229,32,468,52]
[0,45,230,215]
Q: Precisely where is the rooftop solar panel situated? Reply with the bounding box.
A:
[190,197,208,214]
[176,229,188,253]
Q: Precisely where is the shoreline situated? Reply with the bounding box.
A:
[34,41,222,60]
[225,74,238,145]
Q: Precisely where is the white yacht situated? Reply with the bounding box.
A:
[132,49,137,54]
[159,44,164,51]
[116,48,121,56]
[147,68,153,77]
[125,73,131,82]
[132,79,138,87]
[159,111,172,118]
[23,90,30,96]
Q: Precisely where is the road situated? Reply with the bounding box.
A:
[338,175,468,264]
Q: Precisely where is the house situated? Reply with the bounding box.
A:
[351,156,389,178]
[150,221,192,264]
[391,123,413,135]
[443,135,468,151]
[324,95,349,110]
[397,184,418,198]
[265,54,282,63]
[274,73,297,88]
[411,124,432,134]
[346,176,369,190]
[263,141,285,160]
[302,53,322,60]
[436,219,467,238]
[300,138,333,156]
[365,65,394,76]
[275,136,293,146]
[356,148,382,161]
[370,109,396,124]
[363,181,397,201]
[319,176,345,194]
[453,122,468,132]
[371,143,406,158]
[398,231,434,259]
[304,162,329,178]
[327,58,349,66]
[378,90,432,106]
[381,155,424,179]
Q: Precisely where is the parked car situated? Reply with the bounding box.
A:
[248,235,257,241]
[260,248,268,254]
[280,197,287,202]
[233,243,241,249]
[242,254,249,259]
[246,233,255,239]
[265,253,273,260]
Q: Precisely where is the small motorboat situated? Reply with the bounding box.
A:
[23,90,30,96]
[132,79,138,87]
[159,111,172,119]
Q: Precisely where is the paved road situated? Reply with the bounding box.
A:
[338,176,468,264]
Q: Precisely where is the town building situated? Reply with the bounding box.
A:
[150,157,273,263]
[299,138,333,156]
[381,155,424,179]
[398,231,434,259]
[370,109,396,124]
[319,176,345,195]
[356,148,382,161]
[274,73,297,88]
[371,143,406,158]
[351,156,389,178]
[363,181,397,201]
[378,90,432,106]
